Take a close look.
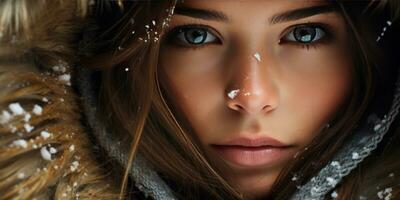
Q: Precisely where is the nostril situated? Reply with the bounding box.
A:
[262,105,271,112]
[228,102,245,112]
[234,104,245,112]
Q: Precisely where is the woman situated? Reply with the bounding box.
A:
[0,0,399,199]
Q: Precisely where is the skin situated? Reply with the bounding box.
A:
[159,0,352,199]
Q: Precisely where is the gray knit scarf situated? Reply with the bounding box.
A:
[77,68,177,200]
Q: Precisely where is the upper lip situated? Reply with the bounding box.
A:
[214,136,289,148]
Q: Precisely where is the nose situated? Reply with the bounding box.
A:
[225,52,278,115]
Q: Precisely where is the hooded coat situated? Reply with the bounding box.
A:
[0,1,400,200]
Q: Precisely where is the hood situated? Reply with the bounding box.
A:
[1,0,399,200]
[0,0,121,199]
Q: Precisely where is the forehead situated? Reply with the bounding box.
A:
[173,0,338,28]
[176,0,332,18]
[173,0,337,26]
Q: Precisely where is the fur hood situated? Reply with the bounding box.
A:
[1,1,400,200]
[0,0,121,199]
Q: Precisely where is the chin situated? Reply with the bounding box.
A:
[232,176,275,200]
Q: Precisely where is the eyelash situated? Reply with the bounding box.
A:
[163,23,333,50]
[280,22,334,50]
[164,24,222,49]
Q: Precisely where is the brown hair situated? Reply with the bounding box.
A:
[81,0,400,199]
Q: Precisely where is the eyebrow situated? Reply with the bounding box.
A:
[269,4,338,24]
[173,4,337,24]
[174,6,230,22]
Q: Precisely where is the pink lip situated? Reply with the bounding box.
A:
[211,136,292,167]
[217,137,289,147]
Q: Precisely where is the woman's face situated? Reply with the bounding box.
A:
[159,0,352,199]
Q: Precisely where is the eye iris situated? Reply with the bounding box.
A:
[184,29,207,44]
[294,26,316,43]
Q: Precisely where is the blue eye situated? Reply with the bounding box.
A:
[183,28,207,44]
[169,25,219,46]
[284,25,326,43]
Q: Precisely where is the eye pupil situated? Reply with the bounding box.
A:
[184,29,207,44]
[294,26,316,43]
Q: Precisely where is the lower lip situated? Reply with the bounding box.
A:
[211,145,291,167]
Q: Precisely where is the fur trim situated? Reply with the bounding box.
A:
[0,0,89,39]
[0,0,120,199]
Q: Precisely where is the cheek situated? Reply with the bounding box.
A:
[158,47,224,135]
[277,47,352,145]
